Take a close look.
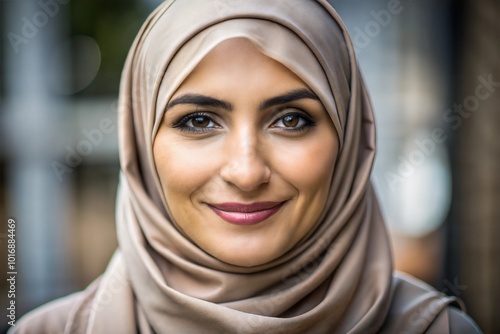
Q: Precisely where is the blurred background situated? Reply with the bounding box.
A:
[0,0,498,333]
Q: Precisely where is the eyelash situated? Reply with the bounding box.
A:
[271,111,316,132]
[171,110,316,133]
[172,112,221,133]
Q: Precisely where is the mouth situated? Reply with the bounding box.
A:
[207,201,286,226]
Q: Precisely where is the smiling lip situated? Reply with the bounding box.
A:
[208,201,285,226]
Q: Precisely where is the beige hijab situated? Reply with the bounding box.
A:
[65,0,459,333]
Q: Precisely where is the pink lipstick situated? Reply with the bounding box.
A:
[208,201,285,226]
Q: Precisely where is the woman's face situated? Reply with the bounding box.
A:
[154,38,339,267]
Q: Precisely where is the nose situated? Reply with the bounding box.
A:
[220,131,271,192]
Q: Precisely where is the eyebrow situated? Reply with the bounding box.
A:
[166,94,233,111]
[166,88,319,112]
[259,89,320,110]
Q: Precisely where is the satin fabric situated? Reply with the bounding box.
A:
[65,0,458,333]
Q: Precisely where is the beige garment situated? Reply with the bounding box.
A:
[13,270,479,334]
[12,0,479,333]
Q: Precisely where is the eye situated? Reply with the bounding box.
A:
[281,114,300,127]
[172,112,221,133]
[190,115,212,127]
[272,112,315,131]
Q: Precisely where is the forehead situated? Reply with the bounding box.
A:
[172,38,309,98]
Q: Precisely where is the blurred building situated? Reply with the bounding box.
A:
[0,0,498,333]
[448,0,500,331]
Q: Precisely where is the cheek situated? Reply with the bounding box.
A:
[153,135,218,203]
[270,132,338,192]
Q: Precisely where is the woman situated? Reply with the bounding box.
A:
[13,0,481,333]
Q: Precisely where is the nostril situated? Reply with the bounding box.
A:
[220,156,271,192]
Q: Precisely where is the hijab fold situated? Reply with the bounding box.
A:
[65,1,458,332]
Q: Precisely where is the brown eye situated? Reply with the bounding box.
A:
[272,112,314,132]
[173,112,221,133]
[282,115,299,127]
[192,116,210,127]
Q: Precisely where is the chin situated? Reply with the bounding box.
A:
[218,253,274,267]
[212,239,284,267]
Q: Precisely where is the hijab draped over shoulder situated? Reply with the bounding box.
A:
[14,1,464,333]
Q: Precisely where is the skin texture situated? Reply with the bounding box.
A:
[153,38,339,267]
